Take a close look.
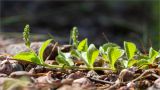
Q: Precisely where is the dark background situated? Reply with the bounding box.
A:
[0,0,159,50]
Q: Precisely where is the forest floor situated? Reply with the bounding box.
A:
[0,34,160,90]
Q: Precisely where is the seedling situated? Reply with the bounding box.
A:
[13,24,53,65]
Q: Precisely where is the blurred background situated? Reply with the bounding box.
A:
[0,0,159,51]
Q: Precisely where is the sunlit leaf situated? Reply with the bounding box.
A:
[102,43,120,52]
[127,59,137,68]
[78,38,88,52]
[107,47,124,70]
[99,46,105,55]
[136,59,149,68]
[56,50,74,66]
[38,39,53,63]
[71,50,81,58]
[148,47,159,63]
[122,60,128,68]
[81,52,89,67]
[124,41,136,60]
[87,44,99,68]
[13,52,42,65]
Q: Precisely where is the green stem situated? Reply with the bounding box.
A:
[9,58,116,71]
[43,63,115,71]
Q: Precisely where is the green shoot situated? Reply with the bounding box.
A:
[70,27,79,48]
[23,24,31,48]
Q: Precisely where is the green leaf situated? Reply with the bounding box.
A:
[56,54,68,66]
[124,41,136,60]
[87,44,99,68]
[38,39,53,62]
[63,53,74,66]
[78,38,88,52]
[107,47,124,70]
[122,60,128,68]
[102,43,120,52]
[127,59,137,68]
[13,52,42,65]
[81,52,89,67]
[136,59,149,68]
[148,47,159,63]
[136,55,150,60]
[56,50,74,66]
[71,50,81,58]
[99,46,105,55]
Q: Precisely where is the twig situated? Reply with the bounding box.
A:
[87,77,114,84]
[45,42,58,61]
[151,73,160,78]
[107,80,125,90]
[132,69,155,82]
[102,32,109,42]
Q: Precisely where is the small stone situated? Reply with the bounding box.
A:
[35,71,61,88]
[67,71,84,79]
[12,63,24,71]
[0,73,7,77]
[72,77,95,89]
[61,79,73,85]
[127,82,135,89]
[87,70,99,79]
[0,60,13,75]
[153,78,160,89]
[147,78,160,90]
[57,85,72,90]
[9,71,31,78]
[118,69,134,82]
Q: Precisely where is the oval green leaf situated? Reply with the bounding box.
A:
[38,39,53,62]
[124,41,136,60]
[13,52,41,65]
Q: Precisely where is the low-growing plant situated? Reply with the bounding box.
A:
[136,47,159,68]
[12,24,160,72]
[13,25,53,65]
[13,25,112,70]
